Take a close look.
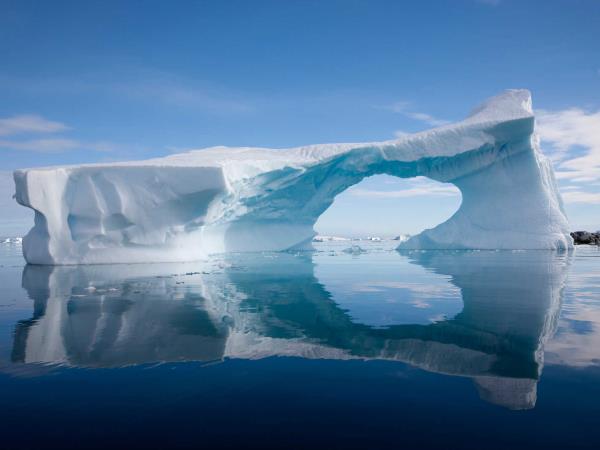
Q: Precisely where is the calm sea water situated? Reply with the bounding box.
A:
[0,240,599,449]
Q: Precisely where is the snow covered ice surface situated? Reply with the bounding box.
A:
[13,90,572,265]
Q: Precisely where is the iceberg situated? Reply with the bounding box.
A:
[312,235,350,242]
[13,89,572,264]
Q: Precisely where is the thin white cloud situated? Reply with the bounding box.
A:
[349,178,459,199]
[0,138,115,153]
[0,70,255,115]
[385,101,450,127]
[0,138,79,152]
[0,113,124,154]
[114,79,254,114]
[0,114,69,136]
[561,191,600,204]
[404,111,449,127]
[537,108,600,161]
[386,101,410,113]
[536,107,600,203]
[393,130,410,138]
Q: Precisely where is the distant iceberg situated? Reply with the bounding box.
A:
[312,235,350,242]
[13,90,572,265]
[342,244,367,255]
[0,237,23,245]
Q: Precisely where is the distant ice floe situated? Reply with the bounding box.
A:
[312,235,350,242]
[0,237,22,245]
[342,244,368,255]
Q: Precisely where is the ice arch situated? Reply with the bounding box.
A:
[13,90,572,264]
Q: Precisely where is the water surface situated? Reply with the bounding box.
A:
[0,241,599,449]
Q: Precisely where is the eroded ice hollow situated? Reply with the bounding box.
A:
[14,90,572,265]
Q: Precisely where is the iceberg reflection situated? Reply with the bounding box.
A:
[12,249,570,409]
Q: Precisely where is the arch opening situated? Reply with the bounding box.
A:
[314,174,462,240]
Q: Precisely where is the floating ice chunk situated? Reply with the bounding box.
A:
[0,237,23,245]
[313,235,350,242]
[342,245,367,255]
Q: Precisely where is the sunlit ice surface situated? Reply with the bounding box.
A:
[0,240,599,449]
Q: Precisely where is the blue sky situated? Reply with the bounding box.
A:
[1,0,599,236]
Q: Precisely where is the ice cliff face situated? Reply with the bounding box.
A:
[14,89,572,264]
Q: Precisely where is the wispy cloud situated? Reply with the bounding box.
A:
[536,107,600,204]
[0,114,123,154]
[0,138,114,153]
[393,130,410,138]
[537,108,600,163]
[0,69,255,115]
[112,77,254,114]
[0,114,69,136]
[383,101,450,127]
[0,138,80,153]
[560,191,600,204]
[349,177,460,199]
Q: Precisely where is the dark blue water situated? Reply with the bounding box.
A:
[0,241,599,449]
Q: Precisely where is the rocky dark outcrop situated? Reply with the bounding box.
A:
[570,231,600,245]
